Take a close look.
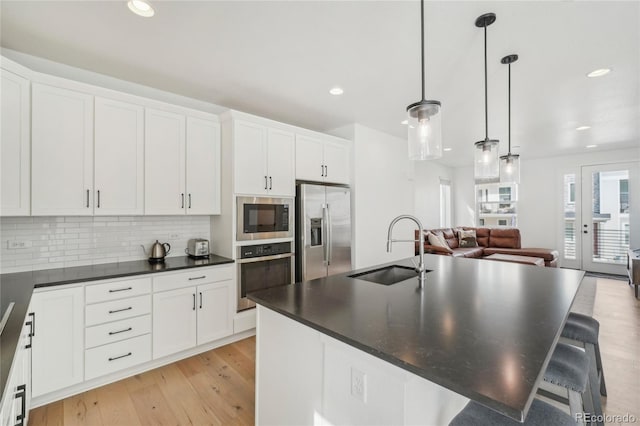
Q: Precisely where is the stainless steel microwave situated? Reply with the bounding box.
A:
[236,196,294,241]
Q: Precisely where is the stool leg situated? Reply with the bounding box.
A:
[568,390,585,425]
[585,344,604,426]
[594,342,607,397]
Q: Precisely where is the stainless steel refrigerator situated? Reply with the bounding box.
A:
[295,183,352,282]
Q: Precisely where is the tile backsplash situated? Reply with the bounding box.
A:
[0,216,211,273]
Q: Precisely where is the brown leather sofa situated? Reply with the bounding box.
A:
[414,227,559,267]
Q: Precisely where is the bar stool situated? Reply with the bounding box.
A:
[449,399,577,426]
[539,343,602,426]
[562,312,607,397]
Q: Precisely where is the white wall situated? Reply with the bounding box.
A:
[0,216,210,273]
[330,124,452,270]
[452,147,640,254]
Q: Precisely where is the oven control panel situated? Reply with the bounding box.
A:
[239,242,292,259]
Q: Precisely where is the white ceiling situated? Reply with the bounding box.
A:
[1,1,638,167]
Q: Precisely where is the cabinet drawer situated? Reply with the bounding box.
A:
[85,295,151,326]
[85,314,151,349]
[85,334,151,380]
[86,277,151,304]
[153,266,233,292]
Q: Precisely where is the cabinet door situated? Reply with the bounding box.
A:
[0,70,30,216]
[196,280,234,345]
[31,287,84,398]
[186,117,220,215]
[152,287,197,359]
[32,84,94,215]
[145,108,186,214]
[267,128,295,196]
[295,134,324,182]
[94,97,144,215]
[234,120,267,195]
[323,139,350,184]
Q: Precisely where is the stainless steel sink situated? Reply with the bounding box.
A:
[349,265,428,286]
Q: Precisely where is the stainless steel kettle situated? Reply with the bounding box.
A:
[141,240,171,263]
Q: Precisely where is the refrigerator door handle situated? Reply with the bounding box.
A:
[326,204,332,265]
[322,205,329,265]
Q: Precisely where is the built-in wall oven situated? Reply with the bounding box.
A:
[236,242,294,311]
[236,196,294,241]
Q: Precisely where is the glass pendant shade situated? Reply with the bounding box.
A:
[474,139,500,182]
[500,154,520,184]
[407,101,442,160]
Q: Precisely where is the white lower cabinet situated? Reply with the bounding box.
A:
[0,312,32,426]
[26,265,236,404]
[153,266,234,359]
[31,286,84,398]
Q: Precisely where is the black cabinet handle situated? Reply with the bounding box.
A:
[269,176,272,190]
[188,275,206,281]
[108,352,132,362]
[15,384,26,426]
[86,189,90,208]
[264,176,268,190]
[181,193,185,209]
[28,312,35,337]
[109,327,132,336]
[188,193,192,209]
[25,321,33,349]
[192,293,196,311]
[97,190,101,208]
[199,292,203,309]
[321,165,324,177]
[108,307,132,314]
[325,165,328,177]
[108,287,132,293]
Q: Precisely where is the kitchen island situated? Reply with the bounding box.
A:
[249,254,584,425]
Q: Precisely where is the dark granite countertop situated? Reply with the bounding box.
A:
[0,254,233,400]
[249,254,584,422]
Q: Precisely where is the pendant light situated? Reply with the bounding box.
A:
[406,0,442,161]
[474,13,499,182]
[500,54,520,184]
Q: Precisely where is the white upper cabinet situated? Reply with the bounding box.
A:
[94,97,144,215]
[144,108,186,215]
[266,128,296,196]
[234,119,294,196]
[295,134,350,184]
[145,110,220,215]
[186,117,221,215]
[32,84,94,216]
[1,69,30,216]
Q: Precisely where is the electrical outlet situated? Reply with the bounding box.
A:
[351,367,366,402]
[7,240,32,249]
[168,233,180,240]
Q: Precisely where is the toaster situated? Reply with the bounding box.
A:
[186,239,210,258]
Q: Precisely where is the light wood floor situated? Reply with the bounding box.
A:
[29,278,639,426]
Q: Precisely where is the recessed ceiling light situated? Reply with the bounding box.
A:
[443,148,452,152]
[586,144,597,149]
[128,0,154,17]
[401,120,408,125]
[576,126,591,131]
[329,87,344,96]
[587,68,610,78]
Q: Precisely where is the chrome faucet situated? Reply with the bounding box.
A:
[386,215,426,289]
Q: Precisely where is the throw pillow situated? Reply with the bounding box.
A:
[428,232,450,249]
[458,229,478,248]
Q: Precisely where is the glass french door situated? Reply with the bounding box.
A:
[579,163,635,275]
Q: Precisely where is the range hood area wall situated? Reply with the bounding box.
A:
[0,215,210,273]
